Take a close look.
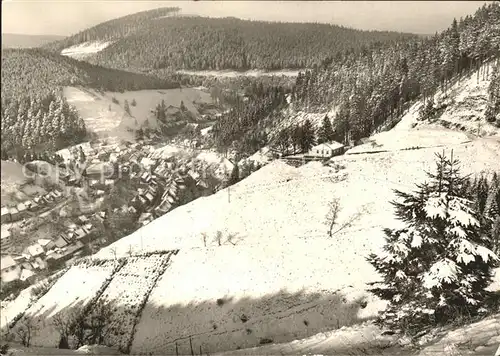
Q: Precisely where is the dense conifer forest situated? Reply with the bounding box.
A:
[1,48,179,100]
[1,93,87,158]
[45,7,418,71]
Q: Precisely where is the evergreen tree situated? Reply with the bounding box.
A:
[299,119,316,153]
[367,152,499,333]
[227,164,240,186]
[275,127,291,155]
[317,115,335,144]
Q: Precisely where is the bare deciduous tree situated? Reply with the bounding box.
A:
[226,233,242,246]
[326,198,341,237]
[53,312,73,349]
[110,247,117,260]
[15,316,37,347]
[214,231,223,246]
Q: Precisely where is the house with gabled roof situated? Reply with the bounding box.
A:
[306,141,345,158]
[9,207,20,222]
[1,255,21,284]
[54,235,70,249]
[53,190,63,200]
[38,239,55,251]
[16,202,27,215]
[1,207,11,223]
[20,269,35,282]
[24,243,45,259]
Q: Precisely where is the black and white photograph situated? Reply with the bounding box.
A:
[1,1,499,355]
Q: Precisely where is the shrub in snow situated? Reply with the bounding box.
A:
[367,152,499,333]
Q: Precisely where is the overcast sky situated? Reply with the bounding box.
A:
[1,1,490,36]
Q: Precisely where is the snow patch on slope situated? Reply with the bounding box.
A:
[433,62,499,137]
[346,126,471,155]
[61,41,114,59]
[276,107,339,134]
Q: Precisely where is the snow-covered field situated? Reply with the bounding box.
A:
[96,254,172,351]
[63,87,133,140]
[95,134,499,353]
[346,125,472,154]
[60,41,113,60]
[2,62,499,354]
[63,86,214,140]
[25,261,119,348]
[215,314,500,356]
[3,136,499,353]
[131,246,385,355]
[0,286,35,329]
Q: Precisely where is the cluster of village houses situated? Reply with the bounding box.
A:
[0,190,64,225]
[0,135,237,290]
[0,210,110,287]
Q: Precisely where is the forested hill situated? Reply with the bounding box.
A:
[1,48,179,100]
[211,3,500,155]
[45,7,418,71]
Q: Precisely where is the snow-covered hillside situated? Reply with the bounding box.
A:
[2,63,499,355]
[60,41,113,60]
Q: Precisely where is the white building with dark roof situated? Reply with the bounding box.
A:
[307,141,345,158]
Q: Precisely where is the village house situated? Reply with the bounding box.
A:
[46,241,85,268]
[54,235,70,249]
[42,193,54,204]
[141,172,153,184]
[52,190,63,200]
[1,207,11,223]
[144,191,156,203]
[77,215,89,225]
[19,268,35,283]
[16,202,27,216]
[29,201,40,211]
[138,212,154,226]
[74,228,89,243]
[1,229,12,249]
[0,255,21,284]
[9,207,21,222]
[25,243,45,259]
[37,239,55,251]
[19,259,35,273]
[32,256,47,270]
[307,141,345,158]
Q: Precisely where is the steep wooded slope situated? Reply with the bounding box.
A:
[210,3,500,155]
